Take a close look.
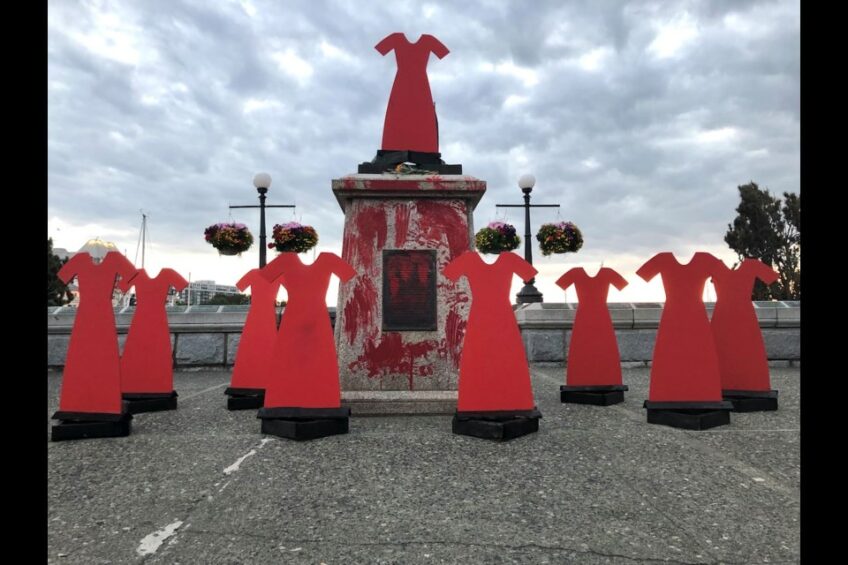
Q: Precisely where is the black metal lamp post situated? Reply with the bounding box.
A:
[496,174,560,304]
[229,173,295,268]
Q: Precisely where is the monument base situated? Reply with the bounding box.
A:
[560,385,628,406]
[722,389,779,412]
[643,401,733,430]
[51,411,133,441]
[225,388,265,411]
[122,391,178,414]
[258,407,351,441]
[341,391,457,415]
[452,408,542,442]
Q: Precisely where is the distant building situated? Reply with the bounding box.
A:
[178,280,242,305]
[77,237,120,263]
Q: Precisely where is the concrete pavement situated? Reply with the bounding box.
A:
[47,366,800,564]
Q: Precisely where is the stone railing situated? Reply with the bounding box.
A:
[47,301,799,368]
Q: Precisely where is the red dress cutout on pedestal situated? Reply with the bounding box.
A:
[556,267,629,386]
[118,268,187,394]
[443,252,538,412]
[229,269,284,391]
[261,253,357,409]
[376,32,449,153]
[636,252,723,403]
[57,252,137,414]
[711,259,779,392]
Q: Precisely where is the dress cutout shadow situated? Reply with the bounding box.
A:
[556,267,629,386]
[711,258,779,391]
[57,251,138,414]
[636,252,724,402]
[261,253,357,409]
[443,251,538,412]
[375,32,449,153]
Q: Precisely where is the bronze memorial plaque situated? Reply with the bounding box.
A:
[382,250,437,331]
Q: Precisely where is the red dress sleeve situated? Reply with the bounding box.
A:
[443,251,472,282]
[603,268,629,292]
[319,253,357,283]
[163,268,189,292]
[744,259,779,286]
[57,253,88,284]
[104,252,138,285]
[375,33,401,55]
[502,252,538,282]
[636,252,669,282]
[422,34,449,59]
[260,253,296,284]
[555,268,583,291]
[236,269,260,292]
[117,268,144,293]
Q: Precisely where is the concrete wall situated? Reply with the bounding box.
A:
[47,301,800,369]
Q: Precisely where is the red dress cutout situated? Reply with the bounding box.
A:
[711,259,779,392]
[57,251,138,414]
[556,267,629,386]
[376,32,449,153]
[118,268,188,394]
[229,269,284,391]
[443,252,538,412]
[636,252,723,403]
[261,253,357,408]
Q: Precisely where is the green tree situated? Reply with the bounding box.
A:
[724,182,800,300]
[205,293,251,305]
[47,237,73,306]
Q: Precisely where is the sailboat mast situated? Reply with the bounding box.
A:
[141,212,147,269]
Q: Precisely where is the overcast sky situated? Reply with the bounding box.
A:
[48,0,800,304]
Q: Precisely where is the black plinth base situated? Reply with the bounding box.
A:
[643,400,733,430]
[722,389,779,412]
[51,411,133,441]
[560,385,628,406]
[358,149,462,174]
[258,407,351,441]
[225,387,265,411]
[122,391,178,414]
[452,408,542,442]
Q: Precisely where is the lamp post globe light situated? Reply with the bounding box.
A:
[515,174,543,304]
[230,173,294,269]
[253,173,271,268]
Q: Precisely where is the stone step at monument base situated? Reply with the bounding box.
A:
[341,390,457,415]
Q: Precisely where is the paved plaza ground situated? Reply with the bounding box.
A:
[47,366,800,564]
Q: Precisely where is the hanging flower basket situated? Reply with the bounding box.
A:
[204,222,253,256]
[474,221,521,255]
[268,222,319,253]
[536,221,583,256]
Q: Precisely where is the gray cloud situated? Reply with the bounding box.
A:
[48,0,799,297]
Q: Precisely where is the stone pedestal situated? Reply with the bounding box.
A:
[332,173,486,414]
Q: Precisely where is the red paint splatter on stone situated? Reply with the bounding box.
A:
[349,205,387,268]
[443,308,467,369]
[394,203,410,247]
[343,277,377,345]
[349,334,437,390]
[414,201,469,258]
